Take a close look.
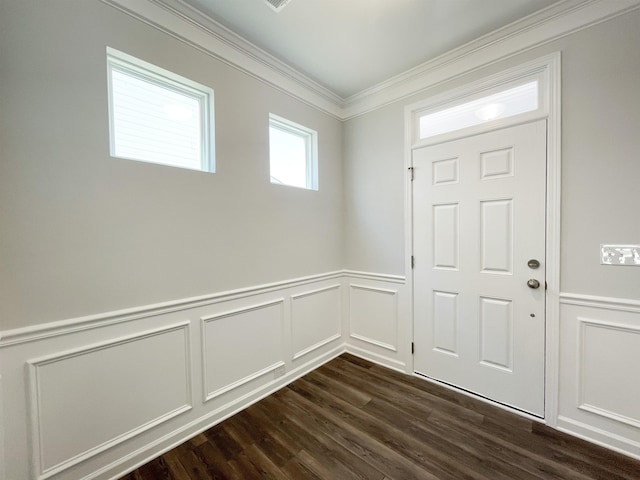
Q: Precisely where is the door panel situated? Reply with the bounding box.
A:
[413,120,546,417]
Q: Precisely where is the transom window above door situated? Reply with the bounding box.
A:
[414,72,546,146]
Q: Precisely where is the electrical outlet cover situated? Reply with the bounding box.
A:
[600,245,640,266]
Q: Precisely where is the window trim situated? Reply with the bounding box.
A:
[268,113,318,191]
[410,69,547,148]
[106,47,215,172]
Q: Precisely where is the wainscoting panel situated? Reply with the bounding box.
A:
[344,272,409,373]
[291,285,341,360]
[578,318,640,428]
[349,284,398,351]
[201,300,285,401]
[0,272,345,480]
[28,323,192,480]
[558,294,640,460]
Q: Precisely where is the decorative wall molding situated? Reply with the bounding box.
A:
[4,273,640,477]
[291,284,342,360]
[345,344,407,373]
[99,0,344,118]
[560,292,640,313]
[27,322,192,480]
[558,297,640,461]
[348,284,399,352]
[577,317,640,429]
[0,270,407,479]
[101,0,640,120]
[2,273,354,480]
[201,300,285,402]
[348,333,396,352]
[343,270,406,284]
[342,0,640,119]
[557,415,640,461]
[0,271,343,348]
[84,345,345,480]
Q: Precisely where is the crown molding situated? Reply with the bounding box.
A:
[341,0,640,119]
[101,0,640,121]
[100,0,345,119]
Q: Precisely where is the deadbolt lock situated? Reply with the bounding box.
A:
[527,259,540,269]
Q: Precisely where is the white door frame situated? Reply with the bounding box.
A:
[404,52,561,425]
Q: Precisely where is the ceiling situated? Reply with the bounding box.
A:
[177,0,562,98]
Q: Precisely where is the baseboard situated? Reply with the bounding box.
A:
[344,345,407,373]
[557,293,640,462]
[0,272,347,480]
[102,345,346,480]
[5,281,638,479]
[556,416,640,461]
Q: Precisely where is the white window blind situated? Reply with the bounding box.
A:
[107,48,214,172]
[269,114,318,190]
[419,81,539,140]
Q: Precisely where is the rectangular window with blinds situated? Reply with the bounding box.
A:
[269,114,318,191]
[106,47,215,172]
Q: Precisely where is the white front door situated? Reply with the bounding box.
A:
[413,120,546,417]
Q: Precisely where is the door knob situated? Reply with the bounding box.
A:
[527,279,540,289]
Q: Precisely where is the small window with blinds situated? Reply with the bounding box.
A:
[269,114,318,190]
[107,48,214,172]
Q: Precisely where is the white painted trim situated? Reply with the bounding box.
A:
[27,322,192,480]
[348,333,397,353]
[99,0,344,119]
[544,50,563,428]
[0,271,399,348]
[578,405,640,432]
[343,0,640,119]
[557,415,640,461]
[290,283,342,300]
[93,345,345,480]
[204,361,286,402]
[405,52,562,424]
[293,334,342,361]
[106,46,216,173]
[409,71,548,148]
[348,284,399,352]
[576,317,640,430]
[560,293,640,313]
[348,284,399,296]
[344,345,407,373]
[291,284,342,359]
[100,0,640,120]
[200,299,285,402]
[342,270,406,283]
[0,271,343,347]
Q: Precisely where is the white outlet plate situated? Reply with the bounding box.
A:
[600,245,640,266]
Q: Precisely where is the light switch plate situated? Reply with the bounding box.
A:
[600,245,640,266]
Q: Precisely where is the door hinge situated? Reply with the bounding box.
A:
[411,256,415,269]
[411,342,415,354]
[408,166,415,181]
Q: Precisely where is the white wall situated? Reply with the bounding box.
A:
[344,8,640,459]
[0,0,344,332]
[0,1,347,479]
[1,1,640,478]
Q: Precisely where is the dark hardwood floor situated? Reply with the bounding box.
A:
[120,354,640,479]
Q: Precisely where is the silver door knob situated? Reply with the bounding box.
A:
[527,279,540,289]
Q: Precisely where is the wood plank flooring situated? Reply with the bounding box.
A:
[120,354,640,479]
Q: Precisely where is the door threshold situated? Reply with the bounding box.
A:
[413,371,545,422]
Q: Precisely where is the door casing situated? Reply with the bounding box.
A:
[404,53,561,423]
